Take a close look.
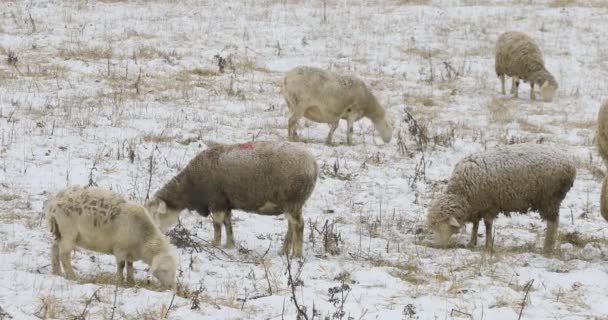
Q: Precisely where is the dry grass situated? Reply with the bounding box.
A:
[516,118,551,134]
[396,0,431,5]
[549,0,608,7]
[58,45,113,61]
[402,47,443,59]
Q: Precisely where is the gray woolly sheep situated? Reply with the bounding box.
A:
[596,102,608,221]
[427,143,575,254]
[282,66,392,145]
[495,31,558,102]
[45,186,177,289]
[145,141,318,257]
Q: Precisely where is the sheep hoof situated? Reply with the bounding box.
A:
[224,242,235,249]
[211,240,221,247]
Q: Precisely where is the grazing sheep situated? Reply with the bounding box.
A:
[45,186,177,289]
[597,102,608,221]
[146,141,318,257]
[427,143,575,254]
[282,66,392,145]
[495,31,558,102]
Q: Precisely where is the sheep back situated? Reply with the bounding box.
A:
[447,143,575,221]
[156,141,318,216]
[45,186,163,255]
[282,66,386,122]
[495,31,555,86]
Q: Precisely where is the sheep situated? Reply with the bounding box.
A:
[45,186,177,289]
[495,31,558,102]
[596,102,608,221]
[281,66,392,145]
[145,141,318,257]
[427,143,576,254]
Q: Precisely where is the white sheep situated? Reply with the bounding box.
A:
[495,31,558,102]
[45,186,177,289]
[282,66,392,145]
[145,141,318,257]
[427,143,576,254]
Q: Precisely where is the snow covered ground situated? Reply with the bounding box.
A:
[1,0,608,319]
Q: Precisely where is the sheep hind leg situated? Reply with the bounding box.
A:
[500,74,506,95]
[223,210,235,249]
[468,221,479,248]
[484,217,494,252]
[211,211,226,247]
[326,122,339,146]
[290,209,304,257]
[279,218,293,256]
[544,218,559,255]
[51,241,61,275]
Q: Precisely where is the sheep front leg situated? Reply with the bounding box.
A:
[468,221,479,248]
[346,118,354,145]
[51,242,61,275]
[500,74,506,95]
[116,259,125,283]
[223,210,235,248]
[530,82,536,100]
[326,122,339,145]
[484,217,494,251]
[511,76,519,97]
[126,261,134,284]
[544,218,559,255]
[211,211,226,247]
[59,244,76,280]
[288,114,301,142]
[282,209,304,257]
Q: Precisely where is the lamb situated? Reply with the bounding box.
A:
[145,141,318,257]
[427,143,576,254]
[281,66,392,145]
[596,102,608,221]
[495,31,558,102]
[45,186,177,289]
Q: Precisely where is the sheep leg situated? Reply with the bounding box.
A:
[346,118,354,145]
[530,82,536,100]
[51,241,62,275]
[211,211,226,247]
[223,210,235,248]
[468,221,479,248]
[126,261,134,284]
[288,114,301,142]
[279,216,294,256]
[511,76,519,98]
[484,218,494,251]
[116,259,125,283]
[326,122,339,145]
[59,243,76,280]
[500,74,506,95]
[544,218,559,255]
[290,209,304,257]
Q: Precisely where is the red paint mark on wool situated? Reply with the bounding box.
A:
[238,143,255,150]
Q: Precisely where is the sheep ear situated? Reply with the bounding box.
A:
[449,216,460,228]
[158,200,167,214]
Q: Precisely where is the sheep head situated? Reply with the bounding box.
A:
[373,116,393,143]
[540,80,557,102]
[145,198,181,233]
[151,251,177,289]
[427,193,468,247]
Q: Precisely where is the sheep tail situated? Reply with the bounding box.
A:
[48,216,61,240]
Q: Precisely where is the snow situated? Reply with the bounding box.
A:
[1,0,608,319]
